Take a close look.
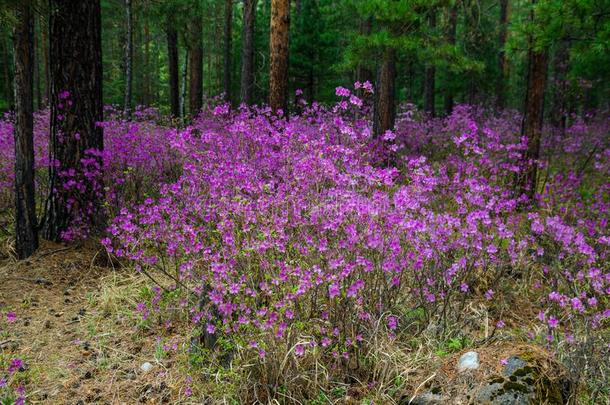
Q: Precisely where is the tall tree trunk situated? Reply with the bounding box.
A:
[356,17,373,85]
[240,0,257,105]
[424,12,436,117]
[13,0,38,259]
[295,0,301,18]
[496,0,509,110]
[2,37,13,110]
[180,48,189,122]
[373,48,396,137]
[223,0,233,102]
[143,22,151,106]
[42,0,104,242]
[269,0,290,114]
[517,14,548,201]
[41,11,50,107]
[550,41,569,132]
[124,0,133,118]
[33,16,41,111]
[188,17,203,117]
[444,5,457,115]
[166,22,180,117]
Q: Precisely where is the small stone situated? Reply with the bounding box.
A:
[502,356,527,377]
[140,362,153,372]
[457,351,479,372]
[409,392,446,405]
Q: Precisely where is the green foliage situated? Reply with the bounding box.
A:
[0,0,608,112]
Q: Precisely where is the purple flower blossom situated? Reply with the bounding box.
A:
[6,311,17,323]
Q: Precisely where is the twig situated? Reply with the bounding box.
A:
[0,339,14,348]
[408,372,437,404]
[36,246,73,259]
[6,276,52,286]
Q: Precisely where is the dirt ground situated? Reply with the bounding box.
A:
[0,241,187,404]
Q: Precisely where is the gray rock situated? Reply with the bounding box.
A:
[472,355,567,404]
[408,392,446,405]
[502,356,527,377]
[457,351,480,372]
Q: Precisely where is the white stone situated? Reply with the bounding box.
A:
[140,362,153,372]
[457,351,479,372]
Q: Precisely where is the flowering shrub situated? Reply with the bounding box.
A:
[0,106,180,239]
[99,85,608,391]
[1,313,26,405]
[1,84,608,399]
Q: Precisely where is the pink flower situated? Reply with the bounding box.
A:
[6,311,17,323]
[387,315,398,331]
[9,358,23,373]
[294,344,305,356]
[335,86,350,97]
[328,283,340,299]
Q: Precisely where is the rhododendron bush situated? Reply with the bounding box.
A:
[1,87,608,397]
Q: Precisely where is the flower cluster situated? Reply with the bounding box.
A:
[1,83,608,387]
[100,87,608,372]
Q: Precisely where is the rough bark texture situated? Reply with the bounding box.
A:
[13,0,39,259]
[373,48,396,137]
[42,0,104,242]
[223,0,233,102]
[356,18,374,85]
[424,12,437,117]
[496,0,509,109]
[143,23,151,106]
[444,5,457,115]
[269,0,290,114]
[33,17,41,110]
[188,17,203,117]
[180,48,188,121]
[41,11,50,107]
[550,41,569,131]
[240,0,257,105]
[166,21,180,117]
[2,37,13,110]
[123,0,133,117]
[518,47,548,200]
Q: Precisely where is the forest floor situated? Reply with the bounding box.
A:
[1,241,606,404]
[0,241,189,404]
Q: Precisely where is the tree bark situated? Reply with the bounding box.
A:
[123,0,133,118]
[240,0,257,105]
[496,0,509,110]
[518,37,548,200]
[356,17,373,85]
[550,41,569,132]
[33,16,41,111]
[223,0,233,102]
[188,16,203,117]
[143,22,151,106]
[41,11,50,107]
[269,0,290,114]
[42,0,104,242]
[443,5,457,115]
[166,21,180,117]
[180,47,189,123]
[373,48,396,137]
[2,37,14,110]
[13,0,39,259]
[424,12,436,117]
